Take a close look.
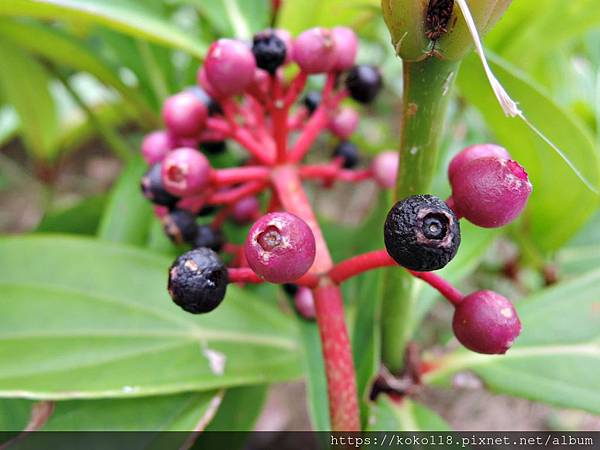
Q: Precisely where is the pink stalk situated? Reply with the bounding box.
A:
[212,166,271,186]
[271,75,289,163]
[209,181,269,205]
[272,165,360,432]
[228,267,319,287]
[207,118,275,165]
[299,164,373,183]
[284,71,308,107]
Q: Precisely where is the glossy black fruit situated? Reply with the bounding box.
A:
[141,163,179,208]
[193,224,224,252]
[163,209,198,245]
[333,141,360,169]
[252,30,287,74]
[303,91,321,115]
[345,65,383,104]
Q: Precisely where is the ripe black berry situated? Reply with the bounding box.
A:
[333,141,360,169]
[384,194,460,271]
[345,65,383,104]
[252,30,287,75]
[168,248,228,314]
[303,91,321,115]
[193,224,224,252]
[163,209,198,245]
[141,163,179,208]
[200,140,227,155]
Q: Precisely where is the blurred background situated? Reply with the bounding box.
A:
[0,0,599,433]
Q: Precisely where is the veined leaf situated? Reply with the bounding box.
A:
[0,235,301,400]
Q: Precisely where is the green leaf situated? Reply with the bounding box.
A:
[36,195,107,236]
[558,211,600,275]
[278,0,379,35]
[0,19,156,125]
[458,52,600,251]
[0,235,301,400]
[0,39,60,160]
[0,106,19,148]
[0,0,206,59]
[425,268,600,415]
[97,157,153,246]
[368,396,451,431]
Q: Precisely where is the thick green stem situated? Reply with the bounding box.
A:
[381,57,460,374]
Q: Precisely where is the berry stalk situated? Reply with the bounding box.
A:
[381,57,460,374]
[272,165,360,431]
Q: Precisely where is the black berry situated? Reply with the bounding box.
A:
[303,91,321,115]
[200,140,227,155]
[345,65,383,104]
[141,163,179,208]
[384,194,460,271]
[168,248,228,314]
[252,30,287,75]
[189,86,222,116]
[193,224,224,252]
[333,141,360,169]
[163,209,198,245]
[283,283,298,298]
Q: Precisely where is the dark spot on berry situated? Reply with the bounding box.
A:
[303,91,321,115]
[345,65,383,104]
[384,194,460,271]
[333,141,360,169]
[168,248,228,314]
[162,209,198,245]
[200,140,227,155]
[257,225,283,251]
[141,163,179,208]
[252,30,287,75]
[193,224,224,252]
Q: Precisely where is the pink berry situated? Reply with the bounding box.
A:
[274,29,294,64]
[329,107,359,139]
[161,148,212,197]
[451,157,532,228]
[372,151,399,189]
[331,27,358,71]
[197,66,218,98]
[204,39,257,97]
[293,28,337,74]
[453,290,521,355]
[448,144,511,183]
[294,287,316,320]
[162,92,207,138]
[244,212,316,283]
[141,131,174,165]
[232,196,260,223]
[246,68,271,100]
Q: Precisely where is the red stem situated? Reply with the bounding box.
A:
[329,250,464,306]
[212,166,271,186]
[271,75,289,164]
[272,165,360,431]
[207,118,274,165]
[228,267,319,287]
[209,181,268,205]
[299,164,373,184]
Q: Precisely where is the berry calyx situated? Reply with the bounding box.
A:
[161,148,212,197]
[333,141,360,169]
[303,91,321,115]
[331,27,358,72]
[252,30,287,75]
[141,131,174,165]
[345,65,383,104]
[162,209,198,245]
[168,247,228,314]
[162,92,208,138]
[141,163,179,208]
[384,194,461,271]
[204,39,257,97]
[448,144,511,184]
[293,27,337,74]
[244,212,316,283]
[372,151,399,189]
[329,107,360,139]
[193,224,224,252]
[452,290,521,354]
[450,157,532,228]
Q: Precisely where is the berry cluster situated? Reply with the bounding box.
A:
[139,26,531,358]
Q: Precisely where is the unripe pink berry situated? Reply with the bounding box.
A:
[372,151,399,189]
[331,27,358,71]
[162,92,208,138]
[204,39,257,97]
[274,28,294,64]
[232,196,260,224]
[161,148,212,197]
[244,212,316,284]
[448,144,511,183]
[293,28,337,74]
[451,157,532,228]
[197,66,218,98]
[294,287,316,320]
[329,107,359,139]
[452,290,521,355]
[246,68,271,100]
[141,131,174,165]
